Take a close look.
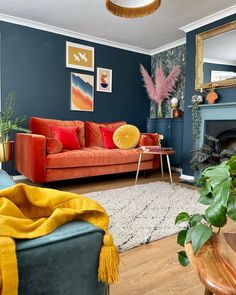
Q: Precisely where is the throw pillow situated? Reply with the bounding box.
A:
[113,124,140,150]
[138,133,159,147]
[46,138,63,154]
[50,125,81,150]
[85,121,126,147]
[99,127,117,149]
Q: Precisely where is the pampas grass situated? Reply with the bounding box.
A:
[140,64,181,117]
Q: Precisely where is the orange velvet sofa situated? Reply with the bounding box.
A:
[15,117,159,183]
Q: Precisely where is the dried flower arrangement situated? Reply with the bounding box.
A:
[140,64,181,117]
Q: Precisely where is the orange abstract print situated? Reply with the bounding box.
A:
[71,73,94,112]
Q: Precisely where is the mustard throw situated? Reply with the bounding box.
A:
[0,183,119,295]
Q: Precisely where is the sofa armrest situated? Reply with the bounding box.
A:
[15,133,47,182]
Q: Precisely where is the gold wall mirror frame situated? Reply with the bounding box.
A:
[195,20,236,90]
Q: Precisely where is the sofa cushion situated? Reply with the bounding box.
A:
[46,138,63,154]
[99,127,116,149]
[138,133,159,147]
[50,125,81,150]
[85,121,126,147]
[113,124,140,150]
[30,117,85,147]
[46,147,154,169]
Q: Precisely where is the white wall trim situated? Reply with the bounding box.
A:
[150,38,186,55]
[13,174,27,181]
[180,5,236,33]
[204,58,236,66]
[0,13,150,55]
[179,173,195,182]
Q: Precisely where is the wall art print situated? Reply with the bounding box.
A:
[96,67,112,93]
[151,44,186,118]
[66,41,94,71]
[71,73,94,112]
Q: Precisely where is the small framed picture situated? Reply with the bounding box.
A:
[66,41,94,72]
[96,68,112,93]
[71,73,94,112]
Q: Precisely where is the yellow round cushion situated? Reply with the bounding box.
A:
[113,124,140,150]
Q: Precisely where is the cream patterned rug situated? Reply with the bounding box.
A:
[87,181,204,252]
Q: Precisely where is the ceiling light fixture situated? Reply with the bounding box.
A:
[105,0,161,18]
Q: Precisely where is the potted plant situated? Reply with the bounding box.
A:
[0,92,29,162]
[175,155,236,266]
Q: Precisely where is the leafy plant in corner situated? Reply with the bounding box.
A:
[0,92,29,143]
[175,155,236,266]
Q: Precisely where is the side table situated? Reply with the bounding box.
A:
[135,147,176,185]
[185,233,236,295]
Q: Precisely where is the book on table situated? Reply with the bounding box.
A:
[140,146,173,152]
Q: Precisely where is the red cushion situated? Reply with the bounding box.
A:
[138,133,159,147]
[99,127,117,149]
[46,138,63,154]
[85,121,126,147]
[50,125,81,150]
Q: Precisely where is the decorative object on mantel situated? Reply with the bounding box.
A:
[191,94,203,104]
[105,0,161,18]
[140,64,181,118]
[206,83,218,104]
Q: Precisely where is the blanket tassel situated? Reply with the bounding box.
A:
[98,232,119,285]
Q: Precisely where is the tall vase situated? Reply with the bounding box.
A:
[157,102,163,118]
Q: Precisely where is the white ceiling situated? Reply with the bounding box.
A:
[0,0,236,51]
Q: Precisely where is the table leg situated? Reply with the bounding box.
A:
[166,154,173,184]
[135,152,143,185]
[204,287,213,295]
[160,154,164,180]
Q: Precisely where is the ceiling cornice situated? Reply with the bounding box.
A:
[204,58,236,66]
[180,4,236,33]
[0,13,150,55]
[150,38,186,55]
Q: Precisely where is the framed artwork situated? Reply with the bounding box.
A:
[66,41,94,71]
[96,68,112,93]
[71,73,94,112]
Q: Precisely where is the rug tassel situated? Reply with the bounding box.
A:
[98,232,119,284]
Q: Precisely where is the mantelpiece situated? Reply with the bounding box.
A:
[188,102,236,146]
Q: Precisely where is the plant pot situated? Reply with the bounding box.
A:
[206,91,218,104]
[0,141,14,162]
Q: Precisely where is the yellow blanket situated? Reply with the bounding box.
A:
[0,183,119,295]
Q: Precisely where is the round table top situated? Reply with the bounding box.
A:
[138,147,176,155]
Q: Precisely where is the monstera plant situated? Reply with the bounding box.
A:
[175,155,236,266]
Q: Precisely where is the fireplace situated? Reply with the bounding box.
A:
[204,120,236,155]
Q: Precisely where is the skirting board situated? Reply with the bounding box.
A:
[13,175,27,181]
[179,173,195,181]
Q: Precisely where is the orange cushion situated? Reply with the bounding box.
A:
[29,117,85,147]
[100,127,117,149]
[50,125,81,150]
[46,138,63,154]
[46,147,155,168]
[138,133,159,147]
[113,124,140,150]
[85,121,126,147]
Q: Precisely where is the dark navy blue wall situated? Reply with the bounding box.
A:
[0,21,150,174]
[203,62,236,83]
[183,13,236,176]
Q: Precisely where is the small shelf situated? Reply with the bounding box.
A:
[188,102,236,108]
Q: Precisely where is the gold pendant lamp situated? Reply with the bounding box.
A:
[105,0,161,18]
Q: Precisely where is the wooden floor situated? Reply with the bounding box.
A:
[18,170,236,295]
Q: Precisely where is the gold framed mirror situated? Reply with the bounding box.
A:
[195,20,236,90]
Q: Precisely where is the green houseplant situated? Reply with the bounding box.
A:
[0,92,29,162]
[175,155,236,266]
